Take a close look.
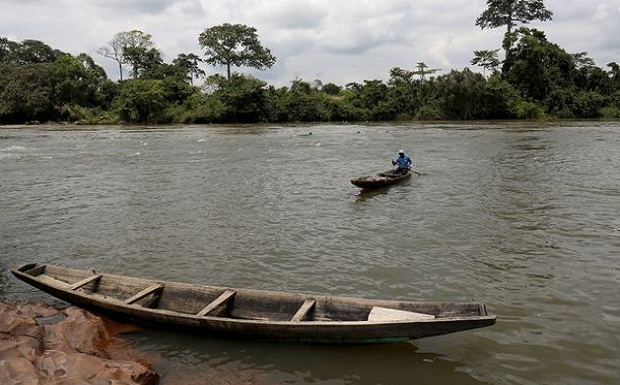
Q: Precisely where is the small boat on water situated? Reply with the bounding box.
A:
[351,169,413,189]
[11,263,496,344]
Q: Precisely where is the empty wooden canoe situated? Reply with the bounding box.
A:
[11,263,496,344]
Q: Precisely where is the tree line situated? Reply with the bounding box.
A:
[1,0,619,125]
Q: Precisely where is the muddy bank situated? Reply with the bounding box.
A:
[0,300,158,385]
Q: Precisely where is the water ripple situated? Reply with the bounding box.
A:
[2,122,620,385]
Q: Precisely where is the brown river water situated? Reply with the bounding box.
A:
[1,121,619,384]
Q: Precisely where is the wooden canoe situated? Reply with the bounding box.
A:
[11,263,496,344]
[351,169,412,189]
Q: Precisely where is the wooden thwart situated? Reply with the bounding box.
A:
[197,289,236,317]
[125,284,164,305]
[69,274,102,290]
[291,298,316,322]
[367,307,435,322]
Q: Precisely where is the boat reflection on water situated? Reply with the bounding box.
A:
[356,186,392,201]
[127,328,492,385]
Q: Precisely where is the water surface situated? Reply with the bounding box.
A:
[1,121,619,384]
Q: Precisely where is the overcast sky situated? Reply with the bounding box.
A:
[2,0,618,86]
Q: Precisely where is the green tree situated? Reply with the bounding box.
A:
[281,79,327,122]
[0,37,19,63]
[263,85,289,122]
[172,53,205,85]
[173,91,225,124]
[207,73,269,122]
[94,79,120,112]
[573,54,613,95]
[386,67,418,119]
[0,63,55,123]
[607,62,620,89]
[322,83,342,95]
[471,49,501,76]
[505,28,575,101]
[114,79,167,123]
[436,68,488,119]
[482,73,530,119]
[413,62,440,81]
[99,30,155,80]
[15,39,62,64]
[198,23,276,80]
[0,38,62,65]
[54,53,108,108]
[476,0,553,64]
[342,80,394,121]
[119,31,157,79]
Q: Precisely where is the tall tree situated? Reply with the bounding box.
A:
[98,34,126,80]
[98,30,155,80]
[413,62,440,81]
[198,23,276,80]
[504,28,574,101]
[118,30,156,79]
[172,53,205,85]
[124,46,163,79]
[476,0,553,61]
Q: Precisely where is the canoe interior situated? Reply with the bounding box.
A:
[14,263,488,323]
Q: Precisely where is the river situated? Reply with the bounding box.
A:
[1,121,618,384]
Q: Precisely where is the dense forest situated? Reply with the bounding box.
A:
[1,1,619,125]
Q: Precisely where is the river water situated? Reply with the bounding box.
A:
[1,121,618,384]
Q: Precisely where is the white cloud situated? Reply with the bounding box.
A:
[254,0,327,29]
[2,0,618,85]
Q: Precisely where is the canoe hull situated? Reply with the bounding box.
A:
[11,263,495,344]
[351,169,412,189]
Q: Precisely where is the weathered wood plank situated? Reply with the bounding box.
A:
[125,284,164,305]
[291,298,316,322]
[197,289,236,317]
[69,274,102,290]
[367,307,435,322]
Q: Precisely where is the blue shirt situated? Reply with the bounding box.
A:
[394,154,412,169]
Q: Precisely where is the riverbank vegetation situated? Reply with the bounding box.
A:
[1,1,619,125]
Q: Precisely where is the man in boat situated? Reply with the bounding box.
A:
[392,150,412,174]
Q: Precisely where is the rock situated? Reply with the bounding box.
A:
[0,356,39,385]
[44,307,113,357]
[37,349,158,385]
[0,300,158,385]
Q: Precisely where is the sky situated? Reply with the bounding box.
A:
[2,0,619,86]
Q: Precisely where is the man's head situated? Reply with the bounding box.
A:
[398,150,405,156]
